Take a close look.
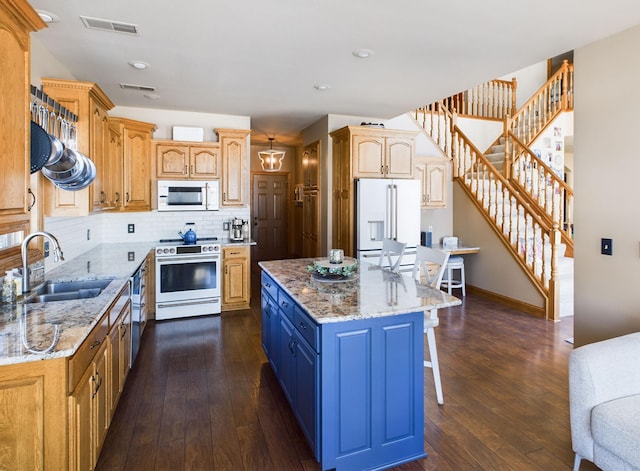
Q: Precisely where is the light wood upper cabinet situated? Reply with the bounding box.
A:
[218,129,250,206]
[41,78,115,216]
[415,156,448,208]
[345,127,417,179]
[111,118,156,211]
[0,0,44,240]
[154,141,220,179]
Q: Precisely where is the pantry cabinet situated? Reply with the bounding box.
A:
[218,129,250,206]
[40,78,115,216]
[154,140,220,180]
[0,0,45,251]
[110,118,157,211]
[222,245,250,310]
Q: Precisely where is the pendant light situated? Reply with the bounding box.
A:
[258,137,285,172]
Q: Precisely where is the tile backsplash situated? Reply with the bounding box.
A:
[44,208,250,271]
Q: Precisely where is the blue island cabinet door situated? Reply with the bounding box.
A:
[320,312,426,471]
[261,289,280,373]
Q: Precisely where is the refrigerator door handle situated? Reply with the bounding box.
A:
[393,184,398,240]
[386,184,392,239]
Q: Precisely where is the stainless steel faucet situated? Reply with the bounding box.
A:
[21,231,64,293]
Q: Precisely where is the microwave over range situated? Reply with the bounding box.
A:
[157,180,220,211]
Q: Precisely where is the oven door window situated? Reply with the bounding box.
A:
[167,187,204,206]
[160,260,217,293]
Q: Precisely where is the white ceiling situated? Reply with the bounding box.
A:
[28,0,640,144]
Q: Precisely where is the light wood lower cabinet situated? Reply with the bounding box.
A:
[222,245,250,310]
[68,281,131,471]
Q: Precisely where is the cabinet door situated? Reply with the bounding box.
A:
[90,99,111,210]
[352,134,385,178]
[219,129,250,206]
[277,314,295,405]
[93,341,109,458]
[261,289,279,372]
[106,120,123,210]
[222,246,249,308]
[69,366,93,471]
[417,159,447,208]
[0,15,30,223]
[331,134,353,256]
[303,140,320,188]
[294,334,318,455]
[122,125,154,211]
[385,138,414,178]
[425,160,447,207]
[302,190,321,257]
[190,144,220,179]
[120,304,132,386]
[155,143,189,179]
[108,324,121,417]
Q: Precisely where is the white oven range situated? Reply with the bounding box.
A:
[155,240,221,320]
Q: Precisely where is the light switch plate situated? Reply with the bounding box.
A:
[601,238,612,256]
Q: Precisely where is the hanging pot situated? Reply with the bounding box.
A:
[41,147,86,184]
[30,121,52,173]
[55,156,96,191]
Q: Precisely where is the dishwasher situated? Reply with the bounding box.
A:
[130,266,142,365]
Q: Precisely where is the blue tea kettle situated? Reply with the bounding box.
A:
[178,223,197,244]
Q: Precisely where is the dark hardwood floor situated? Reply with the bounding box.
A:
[96,281,599,471]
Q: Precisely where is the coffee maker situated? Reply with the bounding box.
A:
[230,218,246,241]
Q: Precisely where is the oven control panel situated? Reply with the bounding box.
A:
[155,244,220,256]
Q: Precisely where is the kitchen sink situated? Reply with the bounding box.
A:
[23,279,114,304]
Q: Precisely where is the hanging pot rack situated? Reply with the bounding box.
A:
[30,84,77,124]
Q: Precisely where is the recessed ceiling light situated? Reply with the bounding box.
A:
[128,60,149,70]
[144,93,160,100]
[314,84,331,91]
[353,48,374,59]
[36,10,59,23]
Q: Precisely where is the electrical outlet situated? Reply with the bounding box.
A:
[601,238,613,256]
[128,251,135,261]
[128,224,135,233]
[44,241,49,257]
[223,222,230,231]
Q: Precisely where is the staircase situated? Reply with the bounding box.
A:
[412,61,574,320]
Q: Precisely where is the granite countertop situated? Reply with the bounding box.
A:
[0,242,155,366]
[259,258,461,324]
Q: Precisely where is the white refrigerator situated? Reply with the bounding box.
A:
[355,178,421,268]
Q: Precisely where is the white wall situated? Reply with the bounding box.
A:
[573,24,640,346]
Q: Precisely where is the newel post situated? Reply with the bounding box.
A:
[561,60,569,110]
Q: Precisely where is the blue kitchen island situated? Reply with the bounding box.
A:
[259,258,461,471]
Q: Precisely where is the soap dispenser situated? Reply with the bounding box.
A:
[2,271,16,304]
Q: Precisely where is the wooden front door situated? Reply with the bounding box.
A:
[251,174,289,267]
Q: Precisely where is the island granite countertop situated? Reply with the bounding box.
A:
[0,242,155,366]
[259,258,461,324]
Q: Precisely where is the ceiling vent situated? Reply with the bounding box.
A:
[119,83,157,92]
[80,16,139,35]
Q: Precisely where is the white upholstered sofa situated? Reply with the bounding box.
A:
[569,332,640,471]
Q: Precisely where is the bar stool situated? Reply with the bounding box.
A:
[441,256,465,296]
[412,245,450,405]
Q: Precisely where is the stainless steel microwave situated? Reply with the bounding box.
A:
[157,180,220,211]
